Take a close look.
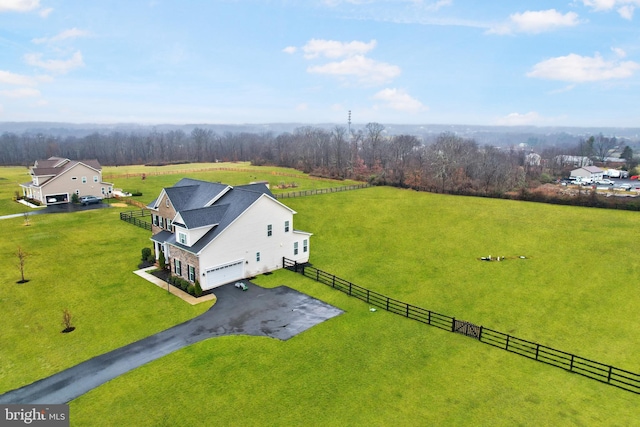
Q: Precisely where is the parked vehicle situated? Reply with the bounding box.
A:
[80,195,101,205]
[596,179,614,185]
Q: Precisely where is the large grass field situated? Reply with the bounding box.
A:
[1,165,638,426]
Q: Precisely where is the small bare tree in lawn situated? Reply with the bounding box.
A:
[62,309,75,333]
[23,212,30,226]
[16,246,29,284]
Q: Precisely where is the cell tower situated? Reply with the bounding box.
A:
[348,110,352,136]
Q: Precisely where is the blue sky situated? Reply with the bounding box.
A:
[0,0,639,126]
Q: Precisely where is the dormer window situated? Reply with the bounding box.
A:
[178,232,187,245]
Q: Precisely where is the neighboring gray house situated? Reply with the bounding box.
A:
[20,157,113,205]
[570,166,604,182]
[148,178,312,291]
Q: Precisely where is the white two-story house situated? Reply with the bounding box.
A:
[148,178,311,291]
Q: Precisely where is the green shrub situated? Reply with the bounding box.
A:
[194,280,203,297]
[187,284,195,296]
[71,193,79,204]
[158,251,166,270]
[141,248,152,262]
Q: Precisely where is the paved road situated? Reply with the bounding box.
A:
[0,202,111,220]
[0,282,342,404]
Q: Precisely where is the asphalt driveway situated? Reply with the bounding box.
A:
[0,281,342,404]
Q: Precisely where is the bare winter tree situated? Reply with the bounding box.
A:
[592,133,617,163]
[16,246,28,283]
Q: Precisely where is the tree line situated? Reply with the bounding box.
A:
[1,124,631,195]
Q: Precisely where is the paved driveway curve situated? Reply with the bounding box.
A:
[0,282,342,404]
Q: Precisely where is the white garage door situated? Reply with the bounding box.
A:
[204,260,244,290]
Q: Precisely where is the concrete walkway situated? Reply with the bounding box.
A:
[133,267,216,305]
[0,282,342,404]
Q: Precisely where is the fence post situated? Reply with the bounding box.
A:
[349,282,352,296]
[607,366,613,383]
[316,269,319,281]
[535,344,540,360]
[386,297,389,311]
[478,325,483,341]
[427,310,431,325]
[332,275,335,288]
[505,335,510,350]
[451,317,456,332]
[367,289,370,303]
[569,354,574,371]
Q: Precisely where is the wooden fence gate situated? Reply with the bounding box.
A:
[453,320,481,340]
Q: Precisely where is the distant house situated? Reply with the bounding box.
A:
[554,155,593,167]
[524,153,541,167]
[148,178,311,291]
[570,166,604,182]
[20,157,113,205]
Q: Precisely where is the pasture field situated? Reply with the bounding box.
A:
[102,161,360,204]
[1,166,638,425]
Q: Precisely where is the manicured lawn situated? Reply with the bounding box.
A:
[2,169,639,425]
[0,166,35,215]
[69,186,639,426]
[70,271,638,426]
[0,206,213,393]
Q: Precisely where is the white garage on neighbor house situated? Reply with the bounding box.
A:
[148,178,311,291]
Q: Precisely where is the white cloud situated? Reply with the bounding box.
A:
[489,9,581,34]
[282,46,297,54]
[295,103,308,111]
[581,0,640,19]
[372,88,426,112]
[0,0,40,12]
[32,28,89,44]
[302,39,376,59]
[0,70,38,86]
[495,112,541,126]
[24,51,84,74]
[307,55,400,85]
[611,47,627,58]
[38,6,51,17]
[0,87,40,98]
[617,4,635,18]
[527,52,640,82]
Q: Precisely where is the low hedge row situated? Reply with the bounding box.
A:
[167,275,203,297]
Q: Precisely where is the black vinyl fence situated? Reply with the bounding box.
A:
[120,209,152,231]
[283,258,640,395]
[275,184,371,199]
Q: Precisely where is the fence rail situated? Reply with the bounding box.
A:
[275,184,371,199]
[283,258,640,395]
[119,209,152,231]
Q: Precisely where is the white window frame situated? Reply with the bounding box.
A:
[188,265,195,282]
[267,224,272,237]
[256,252,261,262]
[294,242,299,255]
[285,220,290,232]
[174,259,182,276]
[303,239,308,253]
[178,232,187,245]
[81,176,87,184]
[93,175,99,183]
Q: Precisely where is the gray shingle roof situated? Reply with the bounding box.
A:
[155,179,278,254]
[180,204,229,229]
